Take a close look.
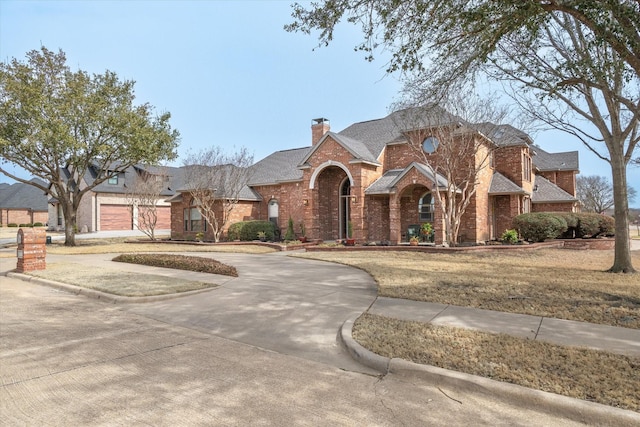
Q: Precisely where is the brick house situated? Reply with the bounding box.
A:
[0,179,49,226]
[169,108,579,244]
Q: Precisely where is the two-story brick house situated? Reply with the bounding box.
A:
[169,107,579,244]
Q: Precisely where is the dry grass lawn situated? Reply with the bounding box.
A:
[27,263,216,297]
[297,249,640,328]
[353,313,640,412]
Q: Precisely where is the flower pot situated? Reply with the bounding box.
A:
[346,238,355,246]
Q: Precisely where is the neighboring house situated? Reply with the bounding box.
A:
[49,163,182,232]
[169,108,579,244]
[0,179,49,226]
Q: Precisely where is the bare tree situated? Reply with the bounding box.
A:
[578,175,637,214]
[393,95,507,246]
[182,147,253,242]
[125,166,170,240]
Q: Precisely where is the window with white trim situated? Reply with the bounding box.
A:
[419,192,435,222]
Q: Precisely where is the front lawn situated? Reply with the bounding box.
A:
[296,249,640,328]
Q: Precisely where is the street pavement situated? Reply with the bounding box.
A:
[1,246,639,425]
[1,274,592,426]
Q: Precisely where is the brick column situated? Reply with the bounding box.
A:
[389,194,401,244]
[16,228,46,272]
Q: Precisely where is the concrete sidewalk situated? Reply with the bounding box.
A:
[368,297,640,357]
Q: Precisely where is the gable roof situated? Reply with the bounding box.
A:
[299,132,381,166]
[88,163,182,196]
[0,179,49,211]
[365,162,451,195]
[532,175,577,203]
[531,146,579,171]
[488,172,527,195]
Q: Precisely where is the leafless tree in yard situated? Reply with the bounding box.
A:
[182,147,253,242]
[125,166,171,240]
[393,93,508,246]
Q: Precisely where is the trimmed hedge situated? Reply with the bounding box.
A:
[513,212,615,241]
[227,220,275,241]
[513,213,568,242]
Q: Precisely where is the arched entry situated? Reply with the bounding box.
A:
[314,165,351,240]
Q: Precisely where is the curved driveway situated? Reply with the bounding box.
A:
[78,251,380,373]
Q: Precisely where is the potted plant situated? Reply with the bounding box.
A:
[409,236,419,246]
[346,221,355,246]
[257,231,267,242]
[421,222,433,242]
[195,232,204,242]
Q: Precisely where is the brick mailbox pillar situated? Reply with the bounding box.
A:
[16,228,47,273]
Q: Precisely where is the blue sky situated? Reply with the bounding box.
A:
[1,0,638,206]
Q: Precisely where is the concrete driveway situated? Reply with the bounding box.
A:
[120,251,380,373]
[0,255,586,425]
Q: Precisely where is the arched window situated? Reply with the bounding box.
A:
[419,192,434,222]
[184,198,206,232]
[268,199,279,226]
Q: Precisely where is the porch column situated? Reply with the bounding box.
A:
[309,188,320,240]
[389,193,401,244]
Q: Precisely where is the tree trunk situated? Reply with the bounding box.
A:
[63,206,77,247]
[609,156,635,273]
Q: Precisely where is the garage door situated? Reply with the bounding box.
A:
[100,205,133,231]
[137,206,171,229]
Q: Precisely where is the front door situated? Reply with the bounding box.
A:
[339,178,350,239]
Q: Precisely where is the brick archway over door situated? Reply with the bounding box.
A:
[315,166,348,240]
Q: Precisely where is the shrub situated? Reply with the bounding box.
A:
[7,223,18,227]
[33,222,44,227]
[555,213,579,238]
[500,229,519,244]
[227,220,275,241]
[576,213,601,238]
[512,213,567,242]
[18,223,34,227]
[597,214,615,236]
[284,217,296,241]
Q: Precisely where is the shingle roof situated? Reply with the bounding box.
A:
[365,162,451,194]
[365,169,403,194]
[0,179,49,211]
[532,175,577,203]
[531,146,579,171]
[89,164,182,196]
[474,123,532,147]
[248,147,310,186]
[488,172,527,195]
[299,132,380,165]
[338,106,461,158]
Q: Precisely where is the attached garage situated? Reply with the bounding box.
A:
[137,205,171,229]
[100,205,133,230]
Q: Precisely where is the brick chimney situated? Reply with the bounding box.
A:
[311,118,330,146]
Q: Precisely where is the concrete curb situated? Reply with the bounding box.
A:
[5,272,217,304]
[339,316,640,427]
